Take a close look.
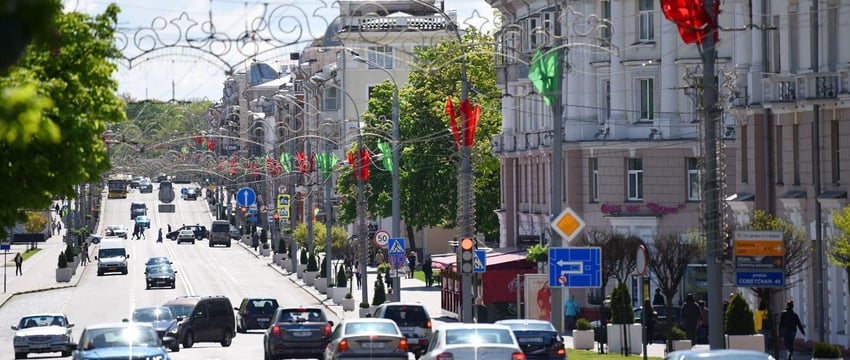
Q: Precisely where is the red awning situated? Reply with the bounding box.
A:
[429,251,528,270]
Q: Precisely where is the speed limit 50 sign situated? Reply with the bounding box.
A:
[373,230,390,248]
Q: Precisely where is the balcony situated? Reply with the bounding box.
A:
[341,15,452,32]
[762,76,796,102]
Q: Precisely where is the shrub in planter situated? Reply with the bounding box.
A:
[336,266,348,288]
[277,238,287,254]
[724,292,755,335]
[65,245,75,263]
[260,228,268,245]
[610,282,635,324]
[671,326,687,340]
[812,342,842,359]
[576,318,592,331]
[372,272,387,305]
[300,248,309,265]
[58,251,68,268]
[319,256,327,278]
[346,292,354,299]
[306,252,319,272]
[360,301,370,309]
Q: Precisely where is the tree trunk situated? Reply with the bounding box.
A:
[405,224,417,253]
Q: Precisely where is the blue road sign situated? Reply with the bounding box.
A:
[247,215,258,222]
[0,243,10,251]
[236,187,257,207]
[388,238,405,255]
[548,247,602,288]
[389,254,406,269]
[180,187,189,195]
[735,271,784,287]
[473,250,486,273]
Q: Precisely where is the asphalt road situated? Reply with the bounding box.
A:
[1,186,340,360]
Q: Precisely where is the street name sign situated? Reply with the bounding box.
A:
[472,250,486,273]
[550,207,586,242]
[548,247,602,288]
[733,230,785,288]
[736,271,784,287]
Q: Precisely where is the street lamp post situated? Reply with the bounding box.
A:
[351,54,402,302]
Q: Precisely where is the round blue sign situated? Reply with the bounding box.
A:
[236,187,257,207]
[180,188,189,195]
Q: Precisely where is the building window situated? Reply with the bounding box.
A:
[832,121,841,184]
[591,158,599,202]
[638,0,654,42]
[322,87,338,111]
[601,0,611,45]
[367,46,393,69]
[638,78,654,122]
[627,158,643,201]
[687,158,701,201]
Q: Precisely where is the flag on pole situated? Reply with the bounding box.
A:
[660,0,719,45]
[377,141,393,171]
[528,49,562,106]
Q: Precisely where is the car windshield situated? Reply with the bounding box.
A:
[278,309,326,323]
[164,304,194,318]
[99,248,125,258]
[80,326,160,349]
[445,329,515,345]
[502,322,555,332]
[345,322,399,336]
[145,257,169,266]
[107,225,124,231]
[147,266,172,275]
[180,230,194,236]
[19,315,66,328]
[133,308,173,323]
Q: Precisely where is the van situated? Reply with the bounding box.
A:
[163,295,235,349]
[209,220,232,247]
[96,238,129,276]
[130,201,147,220]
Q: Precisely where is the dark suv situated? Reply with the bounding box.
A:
[167,224,209,241]
[373,302,432,357]
[162,295,235,349]
[235,297,279,332]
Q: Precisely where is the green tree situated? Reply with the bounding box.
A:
[336,27,501,250]
[0,4,126,237]
[829,206,850,296]
[23,211,48,233]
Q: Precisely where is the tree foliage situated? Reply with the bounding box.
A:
[336,27,501,250]
[576,230,642,295]
[828,207,850,296]
[647,231,703,346]
[725,292,755,335]
[0,4,126,237]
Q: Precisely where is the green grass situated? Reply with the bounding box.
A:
[22,248,40,260]
[410,270,441,283]
[568,349,662,360]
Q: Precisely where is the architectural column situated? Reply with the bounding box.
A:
[608,0,628,138]
[660,11,679,136]
[563,4,582,141]
[748,0,764,102]
[580,2,598,132]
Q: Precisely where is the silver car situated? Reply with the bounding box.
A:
[324,318,409,360]
[420,323,525,360]
[12,313,75,359]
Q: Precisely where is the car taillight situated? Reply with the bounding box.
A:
[271,325,280,337]
[426,320,432,329]
[555,347,565,355]
[396,339,408,352]
[323,324,332,337]
[435,352,454,360]
[337,339,350,352]
[511,352,526,360]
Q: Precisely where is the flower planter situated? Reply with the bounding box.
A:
[282,260,293,273]
[673,340,692,351]
[359,306,374,318]
[332,287,347,304]
[725,334,764,352]
[273,253,285,265]
[56,268,72,283]
[303,271,317,286]
[342,298,356,311]
[572,329,595,350]
[315,278,327,294]
[260,247,270,257]
[606,324,642,355]
[297,264,305,279]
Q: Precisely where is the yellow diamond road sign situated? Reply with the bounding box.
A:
[551,207,586,242]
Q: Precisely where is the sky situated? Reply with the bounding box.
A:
[61,0,496,102]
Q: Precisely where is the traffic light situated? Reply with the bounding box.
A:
[459,237,475,273]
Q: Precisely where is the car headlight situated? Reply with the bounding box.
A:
[14,336,25,345]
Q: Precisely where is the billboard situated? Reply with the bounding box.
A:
[524,274,551,321]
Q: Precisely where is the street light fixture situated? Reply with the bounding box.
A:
[351,54,402,302]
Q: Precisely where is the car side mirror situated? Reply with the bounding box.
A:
[173,271,177,274]
[68,323,74,328]
[94,256,99,260]
[126,254,130,259]
[122,318,129,323]
[233,307,239,311]
[10,326,18,330]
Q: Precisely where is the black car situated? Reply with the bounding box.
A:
[145,264,176,289]
[636,305,682,341]
[263,307,333,360]
[130,306,180,352]
[235,297,279,333]
[139,181,153,193]
[496,319,565,360]
[166,224,209,240]
[163,295,235,349]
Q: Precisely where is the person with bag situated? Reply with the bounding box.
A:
[779,300,805,360]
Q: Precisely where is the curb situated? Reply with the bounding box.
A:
[0,264,86,308]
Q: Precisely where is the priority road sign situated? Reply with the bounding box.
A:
[472,250,486,273]
[373,230,390,248]
[237,187,257,207]
[548,247,602,288]
[550,207,586,242]
[388,238,406,255]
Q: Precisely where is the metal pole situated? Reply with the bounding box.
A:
[391,81,401,302]
[459,46,474,323]
[357,132,369,305]
[811,0,825,341]
[289,98,299,274]
[549,8,565,333]
[324,140,334,295]
[702,0,724,349]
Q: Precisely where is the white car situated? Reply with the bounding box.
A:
[105,224,128,239]
[420,323,526,360]
[323,318,409,360]
[11,313,75,359]
[176,229,196,244]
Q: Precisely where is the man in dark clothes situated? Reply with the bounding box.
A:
[779,300,805,360]
[680,293,702,343]
[653,288,665,306]
[422,257,434,287]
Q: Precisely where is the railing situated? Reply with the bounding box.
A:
[341,15,451,32]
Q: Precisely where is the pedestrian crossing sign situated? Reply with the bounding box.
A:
[473,250,486,273]
[388,238,405,255]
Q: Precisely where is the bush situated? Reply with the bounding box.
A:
[525,243,548,262]
[315,244,325,253]
[724,292,755,335]
[576,318,592,331]
[336,266,348,288]
[260,228,268,244]
[277,238,287,254]
[377,263,390,273]
[372,272,386,305]
[306,252,319,272]
[345,292,353,299]
[812,342,842,358]
[299,248,309,265]
[57,252,68,268]
[360,301,370,309]
[610,282,634,324]
[65,244,75,263]
[671,326,687,340]
[318,256,327,278]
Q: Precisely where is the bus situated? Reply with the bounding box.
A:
[107,175,128,199]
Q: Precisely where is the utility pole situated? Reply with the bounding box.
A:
[702,0,724,349]
[357,132,369,305]
[549,7,565,334]
[324,140,334,294]
[458,46,474,324]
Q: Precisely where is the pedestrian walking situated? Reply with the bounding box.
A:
[406,251,417,279]
[252,232,259,252]
[756,300,773,353]
[157,228,163,243]
[167,224,172,233]
[564,293,580,335]
[422,256,434,287]
[642,298,657,345]
[132,224,139,240]
[652,288,665,306]
[57,221,62,233]
[14,252,23,276]
[697,299,709,344]
[139,226,146,239]
[779,300,805,360]
[354,263,361,289]
[375,251,384,267]
[384,266,392,292]
[681,293,702,344]
[81,245,89,266]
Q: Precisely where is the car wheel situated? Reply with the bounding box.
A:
[61,350,71,357]
[171,282,176,289]
[209,242,213,247]
[97,270,102,276]
[221,329,233,347]
[264,349,271,360]
[227,242,231,248]
[192,240,195,244]
[170,344,180,352]
[237,321,245,334]
[14,352,26,359]
[146,283,150,290]
[182,331,194,348]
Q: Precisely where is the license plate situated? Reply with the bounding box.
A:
[519,337,544,343]
[258,318,269,322]
[30,344,50,349]
[361,342,386,349]
[400,327,415,333]
[108,267,117,271]
[293,331,311,337]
